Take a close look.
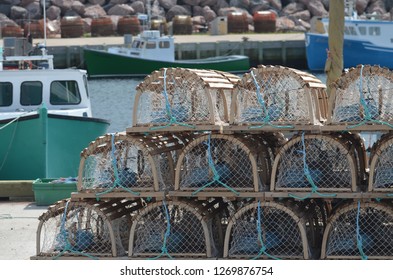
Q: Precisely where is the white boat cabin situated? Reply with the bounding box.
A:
[107,30,175,62]
[0,38,93,120]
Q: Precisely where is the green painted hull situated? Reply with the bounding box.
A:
[84,48,250,78]
[0,107,109,180]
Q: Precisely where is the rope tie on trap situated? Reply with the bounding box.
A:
[192,133,239,196]
[148,200,174,260]
[346,65,393,130]
[289,132,336,200]
[53,200,98,260]
[95,133,140,200]
[248,70,293,130]
[150,68,195,131]
[252,200,280,260]
[356,201,368,260]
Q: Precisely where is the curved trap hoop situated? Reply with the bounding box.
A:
[129,200,217,259]
[35,198,145,258]
[173,132,284,195]
[368,132,393,193]
[321,201,393,259]
[328,65,393,128]
[131,68,240,130]
[78,132,187,196]
[271,133,363,193]
[223,201,309,259]
[231,65,327,127]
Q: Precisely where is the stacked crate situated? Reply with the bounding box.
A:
[34,65,393,260]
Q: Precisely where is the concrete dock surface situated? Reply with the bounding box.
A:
[1,32,305,47]
[0,200,47,260]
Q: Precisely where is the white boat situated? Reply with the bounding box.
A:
[0,37,109,180]
[305,2,393,71]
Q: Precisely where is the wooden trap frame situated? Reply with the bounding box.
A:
[321,201,393,259]
[230,65,328,130]
[128,67,240,133]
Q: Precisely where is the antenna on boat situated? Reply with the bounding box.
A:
[38,0,48,56]
[147,0,151,30]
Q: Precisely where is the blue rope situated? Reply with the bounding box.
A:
[248,70,293,130]
[252,201,280,260]
[150,68,195,131]
[192,134,239,196]
[96,133,140,200]
[289,132,336,200]
[356,201,368,260]
[149,200,173,260]
[53,200,98,260]
[347,65,393,129]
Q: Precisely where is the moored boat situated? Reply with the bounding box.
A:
[83,30,250,78]
[305,2,393,71]
[0,37,109,180]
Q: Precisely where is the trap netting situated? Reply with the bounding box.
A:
[223,201,309,259]
[174,132,284,195]
[36,198,145,258]
[129,200,218,258]
[329,65,393,126]
[272,133,363,193]
[321,201,393,259]
[368,132,393,192]
[230,65,327,126]
[132,68,240,128]
[78,132,187,195]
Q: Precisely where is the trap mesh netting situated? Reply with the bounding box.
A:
[272,133,364,192]
[231,65,327,126]
[132,68,240,127]
[321,202,393,259]
[223,201,309,259]
[36,198,145,258]
[129,200,218,258]
[329,65,393,126]
[79,132,189,195]
[174,132,285,194]
[368,133,393,192]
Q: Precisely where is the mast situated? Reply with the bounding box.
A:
[325,0,344,97]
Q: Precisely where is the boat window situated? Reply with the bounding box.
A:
[358,26,367,35]
[159,41,170,48]
[20,81,42,106]
[344,26,357,35]
[0,82,12,107]
[83,75,89,98]
[132,40,140,48]
[50,81,81,105]
[369,26,380,36]
[146,41,156,49]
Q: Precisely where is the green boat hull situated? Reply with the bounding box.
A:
[84,48,250,78]
[0,107,109,180]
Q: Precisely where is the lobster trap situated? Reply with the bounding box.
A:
[35,198,145,259]
[328,65,393,128]
[321,201,393,259]
[130,68,240,131]
[172,132,285,196]
[271,133,366,194]
[129,200,219,258]
[78,132,189,197]
[368,132,393,192]
[223,201,310,259]
[230,65,327,127]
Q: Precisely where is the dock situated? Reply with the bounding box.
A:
[10,33,306,70]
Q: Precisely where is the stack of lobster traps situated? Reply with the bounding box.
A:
[32,65,393,260]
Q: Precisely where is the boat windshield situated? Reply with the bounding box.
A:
[20,81,42,106]
[0,82,12,106]
[50,80,81,105]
